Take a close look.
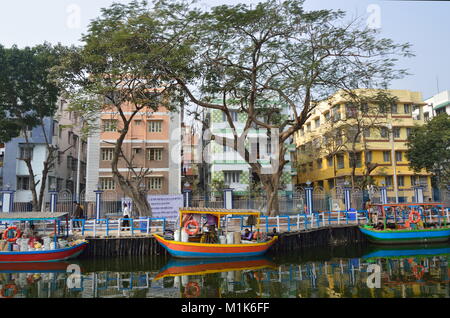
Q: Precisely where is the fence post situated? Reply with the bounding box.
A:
[297,214,300,230]
[106,219,109,236]
[287,216,290,232]
[223,188,234,209]
[276,216,280,232]
[81,219,85,236]
[304,185,313,214]
[93,219,96,237]
[131,218,134,236]
[183,189,192,207]
[49,190,58,213]
[118,218,121,237]
[147,217,150,234]
[380,187,388,204]
[343,187,352,211]
[94,190,103,219]
[265,216,269,233]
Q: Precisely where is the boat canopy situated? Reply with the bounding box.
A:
[179,207,261,217]
[0,212,69,221]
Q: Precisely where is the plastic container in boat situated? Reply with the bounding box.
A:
[174,230,181,242]
[226,232,234,244]
[181,230,189,242]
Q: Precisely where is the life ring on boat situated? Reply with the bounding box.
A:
[184,219,199,236]
[409,210,421,224]
[1,284,18,298]
[404,220,411,228]
[3,227,21,243]
[185,281,201,298]
[413,265,425,279]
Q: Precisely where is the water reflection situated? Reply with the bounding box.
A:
[0,243,449,298]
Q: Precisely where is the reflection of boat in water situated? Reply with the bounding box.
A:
[362,243,450,260]
[0,261,71,273]
[154,256,277,280]
[359,203,450,244]
[155,208,277,258]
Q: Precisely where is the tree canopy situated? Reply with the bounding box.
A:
[406,114,450,186]
[0,44,60,143]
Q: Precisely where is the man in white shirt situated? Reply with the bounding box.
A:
[122,203,131,230]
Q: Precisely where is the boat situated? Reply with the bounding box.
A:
[359,203,450,245]
[154,256,277,280]
[0,212,88,263]
[154,207,278,259]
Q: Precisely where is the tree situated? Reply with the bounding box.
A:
[166,0,412,215]
[406,114,450,186]
[0,44,61,211]
[53,0,197,216]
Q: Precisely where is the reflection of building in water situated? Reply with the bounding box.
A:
[0,256,449,298]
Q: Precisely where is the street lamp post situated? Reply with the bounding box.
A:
[388,123,399,203]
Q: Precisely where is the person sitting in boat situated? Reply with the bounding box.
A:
[374,222,385,230]
[268,227,277,238]
[242,228,253,241]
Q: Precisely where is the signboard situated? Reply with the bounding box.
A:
[147,194,183,220]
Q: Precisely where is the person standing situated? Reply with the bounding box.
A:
[73,202,84,229]
[122,203,131,230]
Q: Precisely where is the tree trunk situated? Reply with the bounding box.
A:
[261,174,281,216]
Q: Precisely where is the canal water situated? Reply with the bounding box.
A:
[1,243,449,298]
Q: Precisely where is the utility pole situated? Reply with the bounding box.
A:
[388,123,399,203]
[75,118,83,203]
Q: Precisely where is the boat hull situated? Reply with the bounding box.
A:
[154,234,277,258]
[359,227,450,245]
[154,256,276,280]
[0,242,88,263]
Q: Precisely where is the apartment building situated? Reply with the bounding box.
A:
[85,103,181,202]
[414,90,450,120]
[2,98,87,207]
[294,89,432,203]
[208,102,294,197]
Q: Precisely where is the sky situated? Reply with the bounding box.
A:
[0,0,449,99]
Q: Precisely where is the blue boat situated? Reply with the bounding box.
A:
[359,203,450,245]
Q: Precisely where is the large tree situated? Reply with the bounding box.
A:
[406,114,450,187]
[165,0,412,215]
[54,0,197,216]
[0,44,61,211]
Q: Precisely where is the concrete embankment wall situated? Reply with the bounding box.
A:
[79,225,367,258]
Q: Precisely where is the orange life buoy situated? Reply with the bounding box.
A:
[413,265,425,279]
[1,284,18,298]
[404,220,411,228]
[409,210,421,224]
[184,219,199,236]
[3,227,21,243]
[185,281,201,298]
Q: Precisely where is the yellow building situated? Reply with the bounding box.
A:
[293,89,432,203]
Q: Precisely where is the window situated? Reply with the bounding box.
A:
[102,119,118,132]
[134,120,142,126]
[324,112,330,121]
[385,176,393,187]
[53,120,58,136]
[395,151,402,162]
[397,176,404,187]
[391,104,398,114]
[393,127,401,139]
[365,151,372,163]
[424,112,429,121]
[404,104,411,114]
[361,103,369,113]
[327,156,333,168]
[380,127,389,138]
[306,124,311,132]
[337,154,345,169]
[19,146,33,160]
[57,151,62,165]
[316,158,323,169]
[346,103,358,118]
[101,148,114,161]
[406,128,412,138]
[349,152,362,168]
[148,120,162,133]
[224,171,241,184]
[436,108,446,115]
[332,105,341,121]
[383,151,391,162]
[132,148,142,155]
[17,176,30,190]
[222,111,239,122]
[100,178,115,190]
[147,148,162,161]
[314,118,320,128]
[67,155,73,169]
[363,128,371,138]
[379,103,388,114]
[147,177,163,190]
